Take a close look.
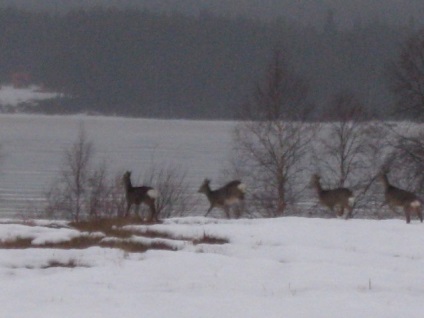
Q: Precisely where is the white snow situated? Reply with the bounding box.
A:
[0,85,60,107]
[0,217,424,317]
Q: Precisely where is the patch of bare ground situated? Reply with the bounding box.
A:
[0,217,229,253]
[40,259,88,269]
[0,235,175,253]
[193,234,228,245]
[0,237,33,249]
[12,259,90,270]
[126,227,229,245]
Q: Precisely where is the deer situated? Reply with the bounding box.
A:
[310,174,355,219]
[379,172,423,224]
[122,171,159,222]
[198,178,246,218]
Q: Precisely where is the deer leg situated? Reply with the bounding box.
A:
[388,204,397,216]
[234,201,244,219]
[328,206,335,216]
[224,205,231,219]
[134,204,141,219]
[346,205,353,219]
[205,205,214,217]
[415,207,423,223]
[148,201,157,223]
[342,204,351,220]
[404,207,411,224]
[338,206,345,218]
[125,202,132,217]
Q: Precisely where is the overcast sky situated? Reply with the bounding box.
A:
[2,0,424,29]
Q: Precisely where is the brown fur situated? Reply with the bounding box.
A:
[380,173,423,224]
[311,174,354,218]
[198,179,246,218]
[122,171,158,222]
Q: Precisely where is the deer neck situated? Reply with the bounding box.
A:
[381,175,390,191]
[313,179,323,195]
[124,177,133,192]
[203,184,214,199]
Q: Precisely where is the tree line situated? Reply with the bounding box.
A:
[0,6,416,119]
[41,46,424,222]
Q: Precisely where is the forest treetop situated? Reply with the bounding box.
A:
[0,5,418,119]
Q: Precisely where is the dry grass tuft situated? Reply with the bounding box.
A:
[131,228,229,245]
[69,217,143,231]
[99,239,176,253]
[40,259,88,269]
[0,237,33,249]
[193,233,229,245]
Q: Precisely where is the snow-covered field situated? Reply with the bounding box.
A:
[1,216,423,318]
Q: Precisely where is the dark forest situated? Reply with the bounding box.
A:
[0,6,415,119]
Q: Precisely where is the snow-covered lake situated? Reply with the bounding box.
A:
[0,114,234,217]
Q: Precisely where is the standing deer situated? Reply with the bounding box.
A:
[311,174,354,218]
[198,178,246,218]
[379,172,423,224]
[122,171,159,222]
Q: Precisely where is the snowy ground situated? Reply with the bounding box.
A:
[0,85,59,108]
[0,216,423,317]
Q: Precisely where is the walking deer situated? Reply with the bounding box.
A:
[198,178,246,218]
[122,171,159,222]
[379,172,423,224]
[311,174,354,218]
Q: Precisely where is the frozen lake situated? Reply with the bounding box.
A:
[0,114,235,218]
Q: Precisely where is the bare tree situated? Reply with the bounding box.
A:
[385,31,424,210]
[87,161,118,219]
[231,51,316,217]
[313,92,388,218]
[45,124,118,221]
[389,29,424,119]
[318,93,369,185]
[54,124,93,221]
[141,162,199,219]
[383,125,424,193]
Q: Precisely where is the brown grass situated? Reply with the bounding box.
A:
[69,217,143,232]
[40,259,88,269]
[0,218,228,253]
[127,227,229,245]
[0,237,33,249]
[99,239,176,253]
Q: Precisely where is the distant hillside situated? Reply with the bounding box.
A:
[0,6,414,119]
[2,0,424,29]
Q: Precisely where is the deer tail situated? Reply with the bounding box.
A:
[237,183,247,193]
[410,200,421,208]
[147,189,159,199]
[348,195,355,206]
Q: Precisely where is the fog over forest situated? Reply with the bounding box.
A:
[1,1,423,119]
[3,0,424,29]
